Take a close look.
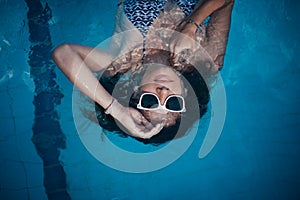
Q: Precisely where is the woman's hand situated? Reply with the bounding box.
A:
[169,21,197,55]
[110,102,164,139]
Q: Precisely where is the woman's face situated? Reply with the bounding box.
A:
[139,64,184,127]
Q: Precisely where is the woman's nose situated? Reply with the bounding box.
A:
[156,86,169,103]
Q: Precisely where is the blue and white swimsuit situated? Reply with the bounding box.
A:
[121,0,199,37]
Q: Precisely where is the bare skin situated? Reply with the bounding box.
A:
[138,64,185,127]
[171,0,234,70]
[52,45,163,139]
[52,0,233,139]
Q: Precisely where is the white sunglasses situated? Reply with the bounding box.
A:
[137,92,186,112]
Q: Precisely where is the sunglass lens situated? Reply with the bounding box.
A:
[166,96,184,111]
[141,94,159,109]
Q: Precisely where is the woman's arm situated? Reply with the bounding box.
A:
[177,0,234,37]
[170,0,234,69]
[185,0,233,32]
[52,44,114,109]
[203,0,234,69]
[52,44,163,138]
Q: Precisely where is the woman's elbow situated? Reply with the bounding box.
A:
[52,43,72,67]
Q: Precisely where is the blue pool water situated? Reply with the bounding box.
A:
[1,0,300,199]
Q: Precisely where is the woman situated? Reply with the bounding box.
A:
[52,0,234,143]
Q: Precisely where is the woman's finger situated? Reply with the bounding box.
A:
[131,114,152,130]
[169,39,176,54]
[140,122,164,139]
[132,114,142,125]
[140,116,155,130]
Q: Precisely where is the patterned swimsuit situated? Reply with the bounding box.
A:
[122,0,199,37]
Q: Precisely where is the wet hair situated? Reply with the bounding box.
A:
[95,50,210,145]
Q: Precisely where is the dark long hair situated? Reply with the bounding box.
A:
[95,50,210,145]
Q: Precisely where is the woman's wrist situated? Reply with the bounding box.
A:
[106,99,125,120]
[179,21,197,38]
[104,98,118,114]
[184,18,202,33]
